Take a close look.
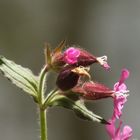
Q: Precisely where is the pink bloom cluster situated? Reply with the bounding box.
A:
[51,44,133,139]
[106,69,132,140]
[57,47,111,91]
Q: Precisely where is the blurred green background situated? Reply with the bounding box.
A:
[0,0,139,140]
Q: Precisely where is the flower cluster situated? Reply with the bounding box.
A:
[0,41,133,140]
[45,41,132,139]
[55,47,111,92]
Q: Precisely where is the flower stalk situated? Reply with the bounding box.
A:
[39,108,47,140]
[38,65,49,140]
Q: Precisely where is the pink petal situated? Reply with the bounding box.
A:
[115,120,122,138]
[118,69,130,88]
[64,47,80,64]
[106,119,116,138]
[114,83,127,92]
[106,119,132,140]
[113,69,129,93]
[122,126,133,140]
[113,95,127,119]
[103,63,110,70]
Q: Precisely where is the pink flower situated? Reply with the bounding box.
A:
[106,68,132,139]
[114,69,129,93]
[113,69,130,119]
[106,119,132,140]
[64,47,80,64]
[113,95,127,119]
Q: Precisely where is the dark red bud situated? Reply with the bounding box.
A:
[74,48,97,66]
[72,81,114,100]
[51,53,66,70]
[83,82,114,100]
[56,67,79,91]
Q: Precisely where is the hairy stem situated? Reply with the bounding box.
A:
[39,108,47,140]
[38,65,49,140]
[38,65,48,102]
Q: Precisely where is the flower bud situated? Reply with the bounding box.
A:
[63,47,110,70]
[56,67,80,91]
[51,52,66,70]
[45,42,110,71]
[72,81,114,100]
[56,66,91,91]
[44,41,66,71]
[63,47,97,66]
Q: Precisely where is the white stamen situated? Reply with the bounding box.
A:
[96,55,108,65]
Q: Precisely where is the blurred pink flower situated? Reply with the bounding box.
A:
[113,95,127,119]
[113,69,130,119]
[114,69,129,93]
[106,119,132,140]
[64,47,80,64]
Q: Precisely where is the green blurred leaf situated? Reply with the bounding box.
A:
[0,56,38,98]
[48,94,108,124]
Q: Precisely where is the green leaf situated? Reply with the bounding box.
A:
[48,94,108,124]
[0,56,38,98]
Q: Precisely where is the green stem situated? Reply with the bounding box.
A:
[38,65,49,140]
[38,65,48,102]
[39,108,47,140]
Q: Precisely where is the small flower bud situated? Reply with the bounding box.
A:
[44,41,66,71]
[72,81,114,100]
[64,47,110,70]
[51,52,66,70]
[63,47,97,66]
[56,67,80,91]
[45,43,110,71]
[76,48,98,66]
[56,66,91,91]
